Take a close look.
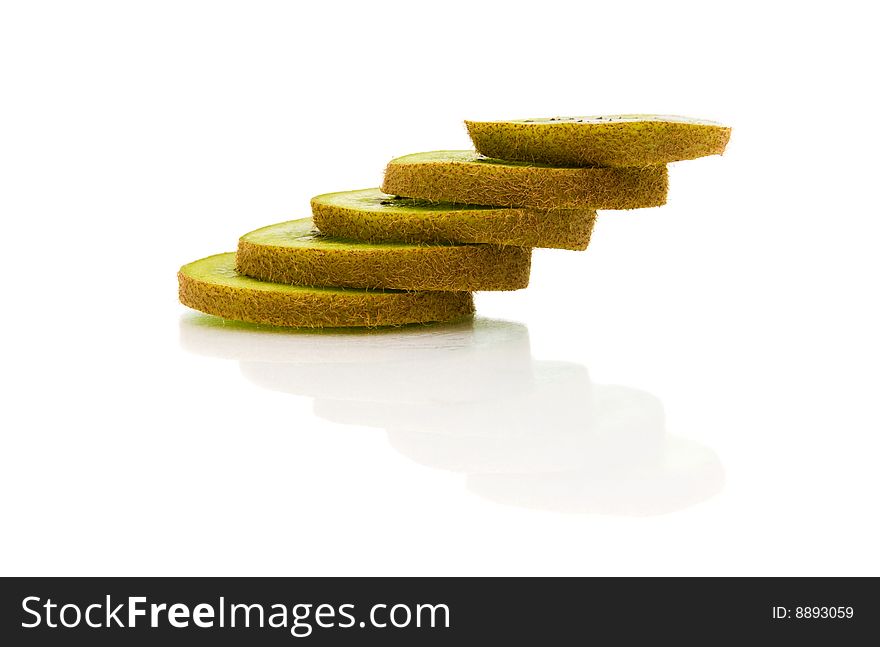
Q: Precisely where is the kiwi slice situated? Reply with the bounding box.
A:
[311,188,597,250]
[382,151,667,210]
[466,115,731,167]
[178,253,474,328]
[236,217,531,291]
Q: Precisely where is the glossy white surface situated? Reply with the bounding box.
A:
[1,1,877,576]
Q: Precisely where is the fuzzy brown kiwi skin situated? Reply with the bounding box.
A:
[465,117,732,167]
[310,189,598,251]
[236,237,531,292]
[178,253,475,328]
[381,151,668,210]
[235,218,532,292]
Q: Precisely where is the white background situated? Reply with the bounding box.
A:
[1,1,878,576]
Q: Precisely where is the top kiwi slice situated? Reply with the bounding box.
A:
[465,114,731,167]
[311,188,597,250]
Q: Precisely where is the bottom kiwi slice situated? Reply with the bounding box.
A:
[236,217,531,291]
[179,253,474,328]
[311,188,597,251]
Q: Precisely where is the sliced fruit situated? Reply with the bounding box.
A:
[311,188,596,250]
[236,217,531,291]
[382,150,667,210]
[178,252,474,328]
[466,114,731,167]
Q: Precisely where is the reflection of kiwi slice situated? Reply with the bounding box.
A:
[466,115,731,167]
[240,348,534,405]
[178,253,474,328]
[382,151,667,210]
[236,217,530,291]
[314,361,595,436]
[179,315,528,364]
[467,437,725,516]
[311,188,597,251]
[236,319,535,404]
[179,316,535,403]
[380,384,667,474]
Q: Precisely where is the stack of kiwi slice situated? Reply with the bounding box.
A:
[179,115,730,328]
